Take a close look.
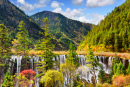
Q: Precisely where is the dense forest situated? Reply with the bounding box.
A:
[31,11,92,50]
[78,0,130,52]
[0,0,130,87]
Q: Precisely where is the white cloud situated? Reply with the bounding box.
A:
[51,1,64,9]
[17,0,50,11]
[17,0,25,4]
[79,13,105,24]
[10,1,14,4]
[34,0,50,8]
[51,1,60,8]
[86,0,116,7]
[17,0,34,11]
[53,7,104,24]
[53,8,84,20]
[72,0,84,5]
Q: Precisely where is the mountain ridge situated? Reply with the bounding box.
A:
[0,0,42,40]
[31,11,93,49]
[0,0,93,50]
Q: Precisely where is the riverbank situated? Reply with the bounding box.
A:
[53,51,130,59]
[12,49,130,59]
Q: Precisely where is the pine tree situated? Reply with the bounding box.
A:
[98,66,105,84]
[13,21,30,70]
[111,53,120,75]
[1,70,14,87]
[36,17,55,71]
[114,31,119,51]
[0,24,12,81]
[85,44,101,86]
[67,42,79,67]
[115,61,126,75]
[14,21,30,56]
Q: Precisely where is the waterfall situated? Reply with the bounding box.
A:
[123,59,125,66]
[59,55,66,64]
[17,56,22,75]
[6,55,130,86]
[9,55,16,72]
[108,57,112,66]
[98,56,102,63]
[29,56,33,70]
[33,56,40,87]
[78,55,86,66]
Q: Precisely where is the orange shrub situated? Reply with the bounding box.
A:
[113,75,130,87]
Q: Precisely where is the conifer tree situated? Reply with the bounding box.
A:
[114,31,119,51]
[14,21,30,56]
[1,70,14,87]
[36,17,55,71]
[85,44,101,86]
[110,53,120,75]
[67,43,79,67]
[13,21,30,70]
[98,66,105,84]
[0,24,12,80]
[115,62,126,75]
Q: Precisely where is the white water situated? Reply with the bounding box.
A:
[29,56,33,70]
[33,56,40,87]
[9,55,130,87]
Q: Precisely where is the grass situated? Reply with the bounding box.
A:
[54,51,130,59]
[11,49,130,59]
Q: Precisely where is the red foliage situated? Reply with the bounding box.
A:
[20,69,36,80]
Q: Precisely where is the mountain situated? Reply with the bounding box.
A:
[0,0,42,40]
[78,0,130,52]
[0,0,92,50]
[31,11,93,50]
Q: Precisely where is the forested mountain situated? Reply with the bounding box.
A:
[0,0,92,50]
[31,11,93,49]
[78,0,130,52]
[0,0,41,40]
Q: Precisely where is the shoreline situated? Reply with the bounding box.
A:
[53,51,130,59]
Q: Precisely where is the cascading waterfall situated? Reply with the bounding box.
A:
[108,57,112,66]
[17,56,22,75]
[33,56,40,87]
[7,55,130,87]
[78,55,86,66]
[29,56,33,70]
[59,55,66,64]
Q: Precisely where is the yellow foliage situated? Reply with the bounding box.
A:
[40,70,64,87]
[16,74,33,87]
[60,59,76,86]
[12,39,20,47]
[28,49,36,56]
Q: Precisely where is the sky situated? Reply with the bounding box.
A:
[10,0,126,25]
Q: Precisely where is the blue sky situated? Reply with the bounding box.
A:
[10,0,126,24]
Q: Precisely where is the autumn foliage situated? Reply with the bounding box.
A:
[113,75,130,87]
[20,69,36,80]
